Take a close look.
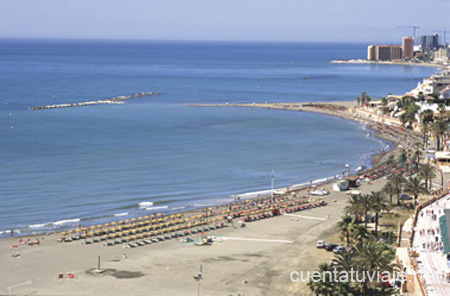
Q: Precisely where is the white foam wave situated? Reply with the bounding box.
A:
[139,201,154,209]
[29,223,49,229]
[144,206,168,211]
[114,212,128,217]
[53,218,80,226]
[171,207,186,211]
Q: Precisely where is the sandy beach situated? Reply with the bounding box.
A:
[1,101,416,295]
[0,179,390,296]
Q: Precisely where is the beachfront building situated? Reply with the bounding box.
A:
[402,36,414,59]
[409,71,450,97]
[367,45,402,61]
[434,48,450,64]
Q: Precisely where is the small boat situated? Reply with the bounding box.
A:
[355,165,366,173]
[309,189,330,196]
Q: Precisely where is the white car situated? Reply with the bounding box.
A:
[316,240,325,248]
[333,246,345,254]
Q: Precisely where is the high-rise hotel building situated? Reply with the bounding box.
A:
[367,45,402,61]
[367,37,414,61]
[402,37,414,58]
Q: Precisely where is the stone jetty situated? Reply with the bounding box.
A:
[29,92,157,110]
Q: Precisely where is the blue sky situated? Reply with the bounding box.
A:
[0,0,449,43]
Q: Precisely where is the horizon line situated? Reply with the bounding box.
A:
[0,37,387,45]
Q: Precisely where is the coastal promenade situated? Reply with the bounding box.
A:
[411,195,450,296]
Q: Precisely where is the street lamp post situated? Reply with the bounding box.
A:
[345,164,350,177]
[193,264,203,296]
[271,170,275,203]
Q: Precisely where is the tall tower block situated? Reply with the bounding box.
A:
[402,36,414,58]
[367,45,376,60]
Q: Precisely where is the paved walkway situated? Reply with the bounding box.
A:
[412,195,450,296]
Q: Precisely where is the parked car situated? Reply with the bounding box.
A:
[325,243,338,251]
[333,246,345,254]
[316,240,325,248]
[399,193,413,200]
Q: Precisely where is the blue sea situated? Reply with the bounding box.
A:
[0,40,437,236]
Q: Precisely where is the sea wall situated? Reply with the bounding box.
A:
[29,92,157,110]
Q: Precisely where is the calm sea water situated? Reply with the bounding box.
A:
[0,40,437,235]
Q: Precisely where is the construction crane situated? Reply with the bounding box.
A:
[432,30,450,47]
[398,25,420,39]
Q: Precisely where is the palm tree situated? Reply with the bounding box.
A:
[332,251,356,272]
[432,119,448,151]
[413,148,422,165]
[419,163,436,190]
[382,181,397,205]
[354,241,396,293]
[359,194,373,228]
[421,121,431,148]
[420,109,434,123]
[387,174,406,206]
[400,104,420,128]
[369,191,390,238]
[351,224,369,247]
[404,177,428,204]
[345,195,363,222]
[360,91,368,107]
[307,263,335,296]
[337,214,353,248]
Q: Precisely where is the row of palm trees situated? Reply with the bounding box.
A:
[381,163,435,206]
[308,210,397,295]
[308,162,435,295]
[355,92,371,107]
[344,191,389,240]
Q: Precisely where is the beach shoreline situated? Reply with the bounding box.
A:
[2,100,399,239]
[1,100,424,296]
[1,100,395,239]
